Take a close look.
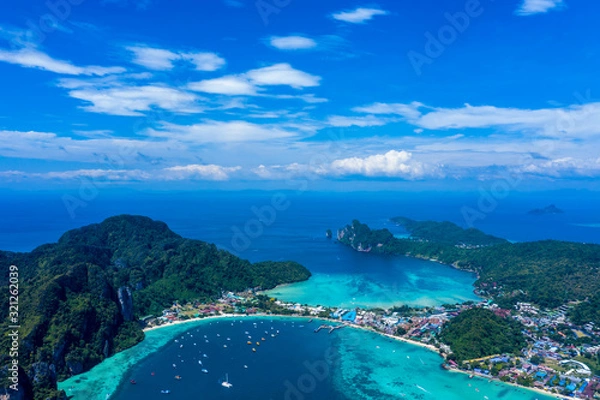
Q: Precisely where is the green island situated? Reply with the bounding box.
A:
[0,215,310,399]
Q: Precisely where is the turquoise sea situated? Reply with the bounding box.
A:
[59,317,554,400]
[5,190,600,399]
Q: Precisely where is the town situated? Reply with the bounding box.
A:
[144,290,600,399]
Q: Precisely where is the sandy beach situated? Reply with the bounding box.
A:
[448,367,571,400]
[145,313,440,352]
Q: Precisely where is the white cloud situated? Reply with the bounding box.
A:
[126,45,225,71]
[126,46,180,70]
[0,129,185,164]
[352,102,424,120]
[252,150,437,180]
[272,93,328,103]
[0,165,242,182]
[516,0,565,16]
[188,75,258,95]
[147,120,300,143]
[182,52,226,71]
[352,101,600,138]
[66,84,202,116]
[269,36,317,50]
[0,47,125,75]
[327,150,431,178]
[327,115,389,127]
[246,63,321,88]
[331,7,389,24]
[188,64,322,100]
[163,164,241,180]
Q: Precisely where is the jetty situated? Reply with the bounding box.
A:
[314,324,344,334]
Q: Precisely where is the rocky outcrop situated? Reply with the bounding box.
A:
[117,286,134,322]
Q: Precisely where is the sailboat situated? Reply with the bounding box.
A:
[221,373,233,388]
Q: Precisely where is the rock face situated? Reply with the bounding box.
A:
[29,362,56,388]
[117,286,134,322]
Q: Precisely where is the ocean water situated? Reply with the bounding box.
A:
[58,316,554,400]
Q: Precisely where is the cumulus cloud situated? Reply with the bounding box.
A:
[251,150,437,180]
[66,84,202,116]
[125,46,180,70]
[187,75,258,96]
[331,7,389,24]
[187,63,321,99]
[515,0,565,16]
[269,36,317,50]
[327,150,431,178]
[182,52,227,71]
[162,164,241,180]
[0,47,125,76]
[126,45,225,71]
[246,63,321,88]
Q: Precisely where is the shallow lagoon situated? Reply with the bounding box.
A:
[265,254,481,308]
[60,317,554,400]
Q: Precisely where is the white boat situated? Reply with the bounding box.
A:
[221,373,233,388]
[201,369,208,374]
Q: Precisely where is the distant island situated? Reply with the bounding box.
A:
[0,215,310,399]
[527,204,564,215]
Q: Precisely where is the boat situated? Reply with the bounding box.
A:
[161,389,170,394]
[261,337,265,341]
[247,341,252,345]
[201,369,208,374]
[174,375,182,380]
[221,373,233,388]
[243,365,248,369]
[130,379,136,384]
[252,348,256,352]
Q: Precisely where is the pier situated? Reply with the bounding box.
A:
[314,325,345,334]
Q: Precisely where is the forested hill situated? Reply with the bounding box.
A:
[0,215,310,399]
[391,216,508,246]
[338,219,600,309]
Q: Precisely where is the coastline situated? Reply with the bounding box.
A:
[63,313,561,400]
[144,313,563,399]
[145,313,439,352]
[447,367,569,400]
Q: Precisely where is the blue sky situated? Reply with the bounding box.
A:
[1,0,599,190]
